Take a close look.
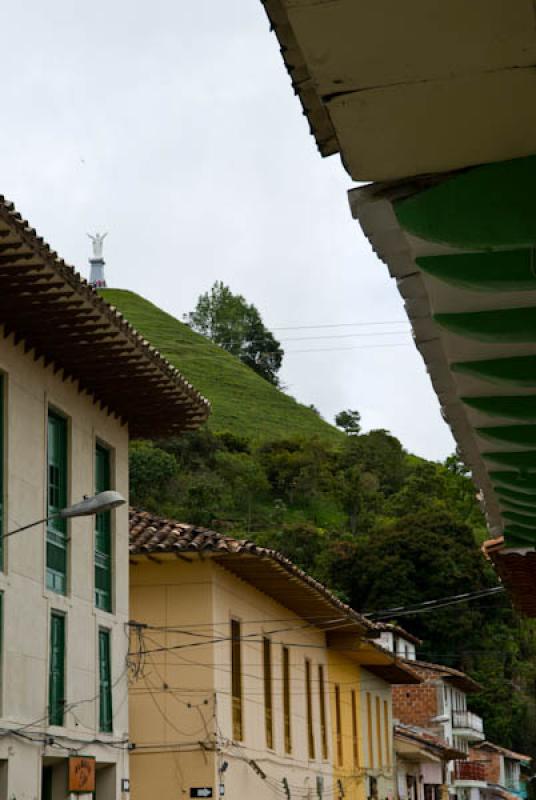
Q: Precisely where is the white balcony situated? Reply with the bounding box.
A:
[452,710,485,741]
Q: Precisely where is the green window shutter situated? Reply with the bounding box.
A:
[47,412,67,594]
[49,613,65,726]
[0,375,4,572]
[95,444,112,611]
[99,628,113,732]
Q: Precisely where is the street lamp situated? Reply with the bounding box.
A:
[3,491,126,539]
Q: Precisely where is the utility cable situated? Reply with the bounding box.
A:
[366,587,505,620]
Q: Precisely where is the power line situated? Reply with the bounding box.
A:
[366,587,506,621]
[279,331,411,342]
[269,321,410,331]
[285,343,413,355]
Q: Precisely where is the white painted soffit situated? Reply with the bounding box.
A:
[264,0,536,181]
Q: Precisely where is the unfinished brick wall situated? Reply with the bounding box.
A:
[392,683,439,728]
[469,747,501,784]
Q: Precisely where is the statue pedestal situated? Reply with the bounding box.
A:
[89,257,106,288]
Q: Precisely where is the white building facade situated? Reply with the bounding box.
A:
[0,199,208,799]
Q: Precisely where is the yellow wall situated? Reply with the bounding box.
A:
[327,651,365,800]
[129,556,335,800]
[360,668,395,800]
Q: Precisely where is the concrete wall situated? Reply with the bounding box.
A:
[0,333,130,799]
[129,556,335,800]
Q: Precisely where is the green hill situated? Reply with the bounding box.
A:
[100,289,343,444]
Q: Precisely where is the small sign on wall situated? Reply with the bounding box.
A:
[190,789,213,798]
[68,756,96,793]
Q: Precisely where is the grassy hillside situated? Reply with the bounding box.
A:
[101,289,343,444]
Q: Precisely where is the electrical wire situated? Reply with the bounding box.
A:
[366,587,506,620]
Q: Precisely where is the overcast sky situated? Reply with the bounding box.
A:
[0,1,455,460]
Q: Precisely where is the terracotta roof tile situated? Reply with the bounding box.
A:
[473,741,531,764]
[483,538,536,617]
[395,723,467,761]
[405,659,482,693]
[129,508,377,634]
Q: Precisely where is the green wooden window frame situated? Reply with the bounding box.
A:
[99,628,113,732]
[0,375,4,572]
[46,411,68,594]
[49,612,65,726]
[95,444,112,611]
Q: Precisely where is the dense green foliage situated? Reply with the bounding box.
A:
[130,428,536,758]
[185,281,284,386]
[107,288,536,762]
[100,289,341,444]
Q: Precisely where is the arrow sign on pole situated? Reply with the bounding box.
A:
[190,789,213,798]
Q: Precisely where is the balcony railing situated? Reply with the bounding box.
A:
[455,762,487,782]
[452,710,484,736]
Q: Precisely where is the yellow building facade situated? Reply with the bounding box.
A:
[327,637,420,800]
[128,509,386,800]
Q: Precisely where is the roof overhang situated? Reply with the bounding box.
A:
[326,632,422,684]
[0,198,210,437]
[129,509,377,637]
[484,538,536,616]
[262,0,536,181]
[395,726,467,763]
[350,157,536,557]
[214,552,375,636]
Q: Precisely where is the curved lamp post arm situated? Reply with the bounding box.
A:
[2,491,126,540]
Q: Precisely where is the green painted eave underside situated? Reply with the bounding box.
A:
[395,155,536,249]
[417,250,536,292]
[435,307,536,343]
[490,471,536,492]
[500,498,536,514]
[462,396,536,421]
[452,356,536,387]
[495,486,536,503]
[502,510,536,528]
[476,425,536,447]
[484,450,536,470]
[504,528,536,548]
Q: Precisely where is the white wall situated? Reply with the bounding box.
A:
[0,332,130,799]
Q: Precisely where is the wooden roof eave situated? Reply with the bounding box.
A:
[0,199,210,436]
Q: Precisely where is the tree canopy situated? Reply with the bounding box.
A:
[185,281,284,385]
[130,417,536,759]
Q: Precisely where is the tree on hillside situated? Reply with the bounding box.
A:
[185,281,284,385]
[335,409,361,435]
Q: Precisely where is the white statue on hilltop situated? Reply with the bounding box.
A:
[87,232,108,260]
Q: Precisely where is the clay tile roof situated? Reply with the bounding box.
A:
[407,659,482,693]
[395,723,468,761]
[483,538,536,617]
[474,741,532,764]
[129,508,377,635]
[375,621,423,646]
[0,197,209,437]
